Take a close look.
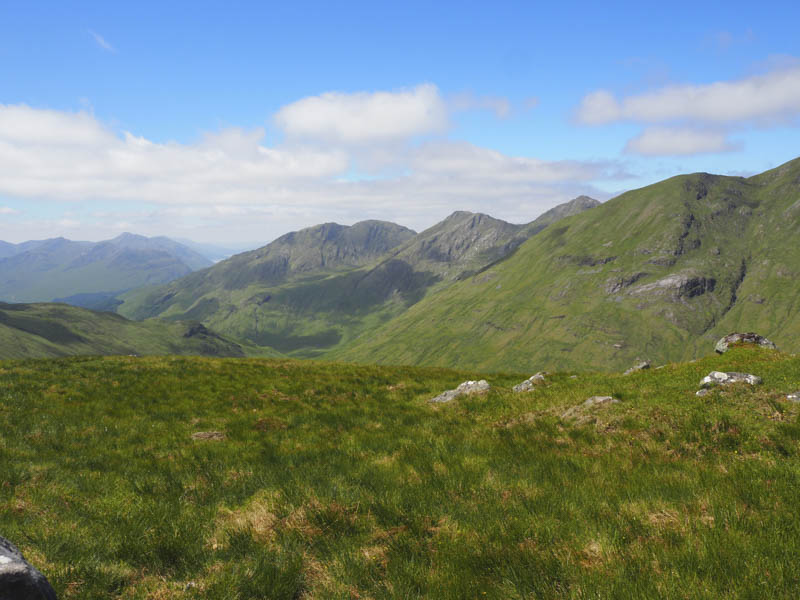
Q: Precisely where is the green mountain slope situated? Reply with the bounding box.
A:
[333,157,800,372]
[0,233,212,304]
[0,302,257,359]
[118,199,597,356]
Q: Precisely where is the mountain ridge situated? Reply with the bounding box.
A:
[117,198,599,356]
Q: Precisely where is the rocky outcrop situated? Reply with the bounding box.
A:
[714,333,778,354]
[787,392,799,403]
[623,360,650,375]
[0,535,58,600]
[512,372,546,392]
[629,271,715,299]
[430,380,490,403]
[696,371,762,396]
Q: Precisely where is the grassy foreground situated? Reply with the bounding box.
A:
[1,347,799,598]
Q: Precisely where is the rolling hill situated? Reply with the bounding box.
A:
[0,233,213,305]
[0,302,256,359]
[118,198,597,356]
[333,157,800,372]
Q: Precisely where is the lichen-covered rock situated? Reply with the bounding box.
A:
[0,535,58,600]
[430,380,490,403]
[512,372,546,393]
[699,371,762,389]
[623,360,650,375]
[714,333,777,354]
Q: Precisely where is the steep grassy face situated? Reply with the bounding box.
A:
[0,233,212,304]
[0,302,257,359]
[118,199,598,358]
[2,347,799,598]
[334,158,800,372]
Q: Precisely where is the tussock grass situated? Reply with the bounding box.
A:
[1,347,799,598]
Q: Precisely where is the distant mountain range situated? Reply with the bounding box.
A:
[117,197,599,356]
[0,233,213,306]
[5,156,800,369]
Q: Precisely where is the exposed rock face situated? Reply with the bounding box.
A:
[0,535,58,600]
[430,380,490,403]
[561,396,619,419]
[630,272,715,299]
[699,371,762,389]
[623,360,651,375]
[714,333,778,354]
[512,372,546,393]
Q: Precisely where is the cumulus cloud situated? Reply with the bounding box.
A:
[274,84,448,144]
[577,65,800,125]
[0,99,616,244]
[624,127,739,156]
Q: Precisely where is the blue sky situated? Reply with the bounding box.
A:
[1,1,799,245]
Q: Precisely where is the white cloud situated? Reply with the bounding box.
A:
[577,65,800,125]
[410,141,612,183]
[0,207,20,215]
[0,99,617,244]
[273,84,448,144]
[89,30,115,53]
[624,127,739,156]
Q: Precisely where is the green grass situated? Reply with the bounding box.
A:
[1,346,799,598]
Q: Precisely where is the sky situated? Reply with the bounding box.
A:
[1,1,799,247]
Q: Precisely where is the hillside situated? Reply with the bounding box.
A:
[0,233,212,305]
[118,199,597,356]
[334,157,800,372]
[2,345,798,597]
[0,302,254,359]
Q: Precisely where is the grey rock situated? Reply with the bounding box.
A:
[0,535,58,600]
[696,388,712,397]
[714,332,777,354]
[699,371,762,389]
[430,380,490,403]
[582,396,619,408]
[623,360,651,375]
[787,392,800,403]
[512,372,546,393]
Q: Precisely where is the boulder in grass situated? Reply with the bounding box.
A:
[714,333,777,354]
[512,372,547,393]
[623,360,651,375]
[0,535,58,600]
[787,392,800,403]
[699,371,762,389]
[430,380,490,403]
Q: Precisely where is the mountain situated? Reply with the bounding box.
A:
[0,233,213,304]
[118,200,597,356]
[0,302,256,359]
[333,157,800,372]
